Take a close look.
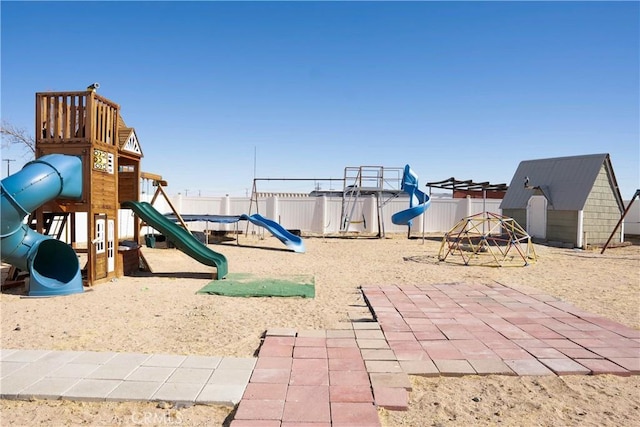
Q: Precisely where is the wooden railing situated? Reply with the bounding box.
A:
[36,91,119,146]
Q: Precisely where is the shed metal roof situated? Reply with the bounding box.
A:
[500,153,622,211]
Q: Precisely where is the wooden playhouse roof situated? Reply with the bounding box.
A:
[117,115,143,157]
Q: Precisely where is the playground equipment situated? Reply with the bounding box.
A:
[244,213,305,252]
[164,212,305,253]
[2,87,228,289]
[1,154,84,296]
[438,212,536,267]
[30,88,139,286]
[247,177,340,239]
[247,167,404,238]
[122,201,228,278]
[391,164,431,233]
[139,171,191,233]
[340,166,404,237]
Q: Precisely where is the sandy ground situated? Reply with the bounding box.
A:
[1,233,639,426]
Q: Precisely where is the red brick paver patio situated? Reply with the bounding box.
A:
[363,283,639,377]
[230,282,639,426]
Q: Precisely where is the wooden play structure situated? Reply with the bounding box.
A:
[33,86,148,285]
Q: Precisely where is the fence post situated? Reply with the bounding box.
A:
[221,195,231,231]
[311,196,327,235]
[267,195,279,221]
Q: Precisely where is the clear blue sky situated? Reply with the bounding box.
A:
[2,1,638,198]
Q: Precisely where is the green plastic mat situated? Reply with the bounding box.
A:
[197,273,315,298]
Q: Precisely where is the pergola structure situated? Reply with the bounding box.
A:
[426,177,508,199]
[438,212,536,267]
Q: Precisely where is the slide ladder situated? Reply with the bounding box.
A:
[340,168,365,232]
[28,212,70,239]
[340,166,386,235]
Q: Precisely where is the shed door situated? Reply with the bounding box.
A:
[527,196,547,239]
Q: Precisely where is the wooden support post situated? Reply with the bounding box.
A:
[138,174,192,238]
[601,189,640,254]
[155,184,191,232]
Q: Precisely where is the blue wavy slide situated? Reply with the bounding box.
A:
[240,213,305,253]
[164,213,305,253]
[391,164,431,227]
[1,154,84,296]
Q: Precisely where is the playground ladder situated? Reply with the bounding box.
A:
[45,213,69,239]
[28,212,69,239]
[340,166,387,236]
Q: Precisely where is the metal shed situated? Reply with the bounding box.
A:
[500,153,625,248]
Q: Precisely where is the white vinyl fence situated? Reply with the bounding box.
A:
[59,195,640,244]
[144,194,503,237]
[623,198,640,235]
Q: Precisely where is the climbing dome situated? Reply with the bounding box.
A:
[438,212,536,267]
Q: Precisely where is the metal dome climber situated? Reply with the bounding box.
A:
[438,212,536,267]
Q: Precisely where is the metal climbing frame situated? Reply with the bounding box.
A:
[438,212,537,267]
[340,166,404,237]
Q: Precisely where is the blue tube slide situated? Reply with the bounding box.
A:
[391,164,431,227]
[1,154,84,296]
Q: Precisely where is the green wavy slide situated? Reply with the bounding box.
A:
[121,201,228,279]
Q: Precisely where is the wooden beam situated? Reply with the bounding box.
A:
[138,181,192,237]
[601,189,640,254]
[155,184,191,232]
[141,171,164,182]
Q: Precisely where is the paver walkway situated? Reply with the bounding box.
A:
[0,349,255,405]
[362,282,639,377]
[232,309,420,426]
[230,281,639,426]
[1,281,638,426]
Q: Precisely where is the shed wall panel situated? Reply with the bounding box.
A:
[546,210,578,246]
[502,209,526,230]
[583,165,623,245]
